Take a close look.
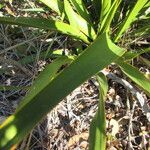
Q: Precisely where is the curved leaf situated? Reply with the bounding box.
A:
[0,17,89,43]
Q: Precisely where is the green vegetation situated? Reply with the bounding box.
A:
[0,0,149,149]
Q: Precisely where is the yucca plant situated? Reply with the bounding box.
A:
[0,0,150,149]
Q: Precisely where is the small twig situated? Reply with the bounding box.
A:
[25,132,32,150]
[37,125,45,150]
[128,100,137,150]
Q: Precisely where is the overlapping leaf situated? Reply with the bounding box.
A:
[100,0,111,21]
[114,0,148,42]
[0,33,125,149]
[0,17,90,43]
[64,0,96,40]
[69,0,91,24]
[131,25,150,37]
[98,0,121,34]
[0,0,149,149]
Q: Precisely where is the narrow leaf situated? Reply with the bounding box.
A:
[17,56,72,110]
[131,24,150,37]
[139,56,150,68]
[117,60,150,96]
[99,0,121,34]
[89,73,108,150]
[69,0,92,24]
[0,17,89,43]
[64,0,96,40]
[114,0,148,42]
[64,0,78,29]
[122,48,150,61]
[100,0,111,21]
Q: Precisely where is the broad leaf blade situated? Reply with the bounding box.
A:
[0,17,89,43]
[89,73,108,150]
[0,33,125,149]
[18,56,73,110]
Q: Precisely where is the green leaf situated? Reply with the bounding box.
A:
[69,0,92,24]
[114,0,148,42]
[18,56,72,110]
[0,17,89,43]
[144,1,150,7]
[0,4,4,9]
[100,0,111,20]
[89,73,108,150]
[64,0,79,29]
[139,56,150,68]
[99,0,121,34]
[122,48,150,61]
[0,33,125,149]
[116,60,150,96]
[64,0,96,40]
[38,0,64,15]
[131,24,150,37]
